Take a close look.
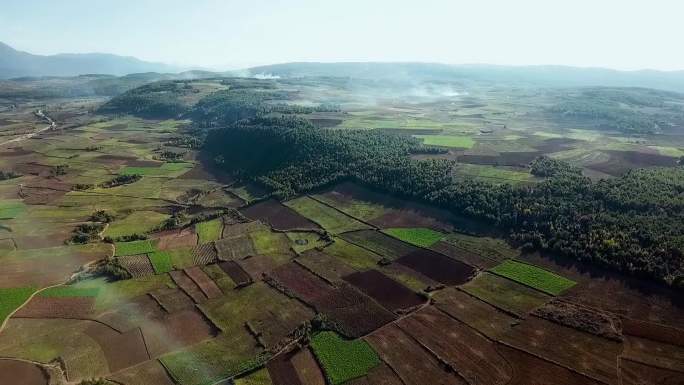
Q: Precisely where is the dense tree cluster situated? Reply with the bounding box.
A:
[205,116,684,285]
[98,81,193,118]
[529,156,581,177]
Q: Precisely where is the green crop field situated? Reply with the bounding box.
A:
[114,240,157,256]
[414,135,475,148]
[234,368,273,385]
[0,287,36,324]
[383,227,444,248]
[38,286,99,298]
[196,218,223,244]
[0,200,26,219]
[284,196,370,234]
[148,250,173,274]
[120,162,193,177]
[310,331,380,385]
[104,210,169,238]
[490,259,576,295]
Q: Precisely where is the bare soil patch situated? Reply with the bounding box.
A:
[457,151,541,166]
[622,335,684,373]
[15,296,95,319]
[346,363,404,385]
[619,358,684,385]
[267,262,335,306]
[108,359,176,385]
[396,249,475,285]
[242,199,321,230]
[149,287,195,313]
[341,230,417,259]
[84,323,149,373]
[343,270,424,313]
[533,138,581,153]
[532,299,621,341]
[237,254,282,281]
[366,324,467,385]
[215,234,255,261]
[218,261,252,287]
[141,308,218,357]
[267,350,302,385]
[621,317,684,347]
[586,150,678,176]
[184,266,222,299]
[291,348,326,385]
[154,228,197,250]
[169,270,207,303]
[398,306,512,385]
[0,360,48,385]
[296,249,358,282]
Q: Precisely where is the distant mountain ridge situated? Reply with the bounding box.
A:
[247,62,684,93]
[0,42,184,79]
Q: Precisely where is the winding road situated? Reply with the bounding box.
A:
[0,109,56,147]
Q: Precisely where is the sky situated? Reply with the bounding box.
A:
[1,0,683,71]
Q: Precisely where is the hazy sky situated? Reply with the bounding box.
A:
[1,0,682,71]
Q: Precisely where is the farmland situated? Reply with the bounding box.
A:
[0,71,683,385]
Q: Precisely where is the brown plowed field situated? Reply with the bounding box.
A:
[119,254,155,278]
[155,228,197,250]
[222,221,263,238]
[267,350,302,385]
[341,230,417,259]
[433,288,517,340]
[96,295,167,333]
[191,242,218,265]
[431,240,500,269]
[169,270,207,303]
[219,261,252,287]
[622,335,684,373]
[141,309,218,357]
[619,358,684,385]
[343,270,425,313]
[586,150,679,176]
[346,364,404,385]
[242,199,320,230]
[0,360,48,385]
[237,254,282,281]
[366,324,467,385]
[149,287,195,313]
[215,234,256,261]
[108,359,176,385]
[184,266,223,299]
[621,317,684,347]
[396,249,475,285]
[14,296,95,319]
[84,323,149,373]
[297,249,358,282]
[498,316,621,384]
[291,348,326,385]
[267,262,335,305]
[397,306,512,385]
[495,343,603,385]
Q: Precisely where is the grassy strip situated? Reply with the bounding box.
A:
[235,368,273,385]
[0,200,25,219]
[38,286,99,297]
[0,287,36,324]
[196,218,223,244]
[149,250,173,274]
[414,135,474,148]
[121,162,193,177]
[490,259,576,295]
[311,331,380,385]
[382,227,444,248]
[114,239,156,256]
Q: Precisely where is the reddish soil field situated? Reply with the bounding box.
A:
[242,199,320,230]
[119,254,155,278]
[108,359,176,385]
[149,287,195,313]
[291,348,326,385]
[14,162,53,176]
[14,296,95,319]
[341,230,417,259]
[343,270,425,313]
[431,240,500,269]
[396,249,475,285]
[218,261,252,287]
[346,364,404,385]
[433,288,517,340]
[267,262,335,305]
[0,360,48,385]
[169,270,208,303]
[267,350,302,385]
[317,283,396,338]
[366,324,467,385]
[142,309,218,357]
[84,323,149,372]
[532,299,621,341]
[184,266,223,299]
[237,254,283,281]
[622,335,684,373]
[498,316,622,384]
[215,234,255,261]
[619,358,684,385]
[19,177,70,205]
[495,344,603,385]
[191,242,218,265]
[154,228,197,250]
[296,249,358,282]
[621,317,684,347]
[398,306,512,385]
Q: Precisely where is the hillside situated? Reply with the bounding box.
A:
[0,41,183,78]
